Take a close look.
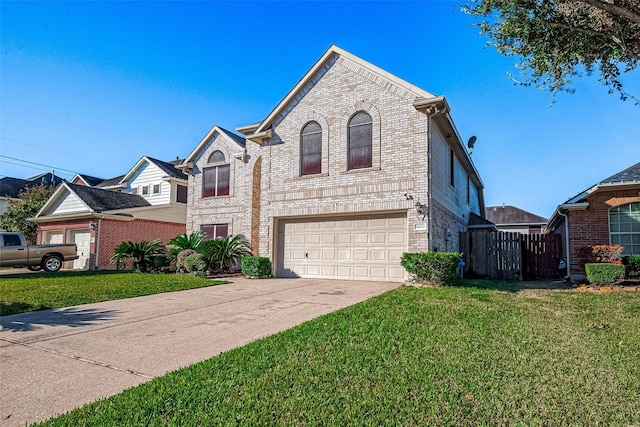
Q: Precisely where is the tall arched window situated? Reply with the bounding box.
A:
[300,121,322,176]
[610,202,640,255]
[203,150,230,197]
[348,111,372,170]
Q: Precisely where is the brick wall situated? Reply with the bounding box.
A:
[567,188,640,275]
[97,218,185,269]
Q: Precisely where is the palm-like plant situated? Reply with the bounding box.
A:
[111,239,165,273]
[200,234,252,273]
[168,231,205,259]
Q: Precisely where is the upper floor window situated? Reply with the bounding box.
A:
[203,150,230,197]
[348,111,372,170]
[610,202,640,255]
[301,121,322,176]
[176,185,187,204]
[152,184,161,194]
[450,149,455,187]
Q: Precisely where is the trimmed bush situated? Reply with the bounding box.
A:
[176,249,197,273]
[585,263,625,285]
[623,255,640,279]
[241,256,272,278]
[183,253,207,273]
[401,252,461,286]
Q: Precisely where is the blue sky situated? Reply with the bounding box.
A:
[2,1,639,219]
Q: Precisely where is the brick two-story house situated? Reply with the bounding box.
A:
[180,45,485,282]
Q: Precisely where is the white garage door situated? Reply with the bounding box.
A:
[69,229,91,270]
[277,213,407,282]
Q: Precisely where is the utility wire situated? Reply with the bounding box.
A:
[0,159,75,177]
[0,155,78,174]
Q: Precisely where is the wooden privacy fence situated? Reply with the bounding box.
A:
[459,231,562,280]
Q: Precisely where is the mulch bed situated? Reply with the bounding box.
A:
[573,279,640,292]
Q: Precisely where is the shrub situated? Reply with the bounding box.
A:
[585,263,625,285]
[241,256,272,278]
[110,240,165,273]
[401,252,461,286]
[183,253,207,273]
[200,235,252,273]
[577,245,624,266]
[623,255,640,278]
[176,249,197,273]
[149,255,171,273]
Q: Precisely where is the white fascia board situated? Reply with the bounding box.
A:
[36,182,93,218]
[120,156,150,184]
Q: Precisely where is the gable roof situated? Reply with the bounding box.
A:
[37,182,150,219]
[468,212,496,229]
[599,161,640,184]
[71,174,106,187]
[181,125,247,166]
[485,205,548,226]
[96,174,126,189]
[120,156,188,184]
[243,45,437,138]
[0,173,64,199]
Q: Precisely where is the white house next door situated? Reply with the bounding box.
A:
[277,213,407,282]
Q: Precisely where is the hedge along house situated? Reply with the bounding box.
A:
[546,161,640,279]
[179,45,486,282]
[32,157,188,269]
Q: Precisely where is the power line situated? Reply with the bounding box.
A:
[0,159,75,177]
[0,155,78,174]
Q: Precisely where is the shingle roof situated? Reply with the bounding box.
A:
[96,175,126,189]
[0,173,63,198]
[75,174,106,186]
[218,127,246,147]
[67,182,150,212]
[468,212,496,228]
[599,161,640,184]
[146,157,188,180]
[485,205,548,225]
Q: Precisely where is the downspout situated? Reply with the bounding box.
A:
[558,209,571,280]
[427,114,433,251]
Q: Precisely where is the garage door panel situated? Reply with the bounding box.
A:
[277,213,407,282]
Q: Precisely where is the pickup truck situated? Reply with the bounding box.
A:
[0,232,78,272]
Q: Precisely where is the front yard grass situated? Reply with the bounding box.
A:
[0,270,226,316]
[37,283,640,426]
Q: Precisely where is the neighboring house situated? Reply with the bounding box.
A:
[32,157,188,269]
[546,161,640,278]
[485,205,548,234]
[179,45,486,282]
[0,172,63,216]
[70,174,106,187]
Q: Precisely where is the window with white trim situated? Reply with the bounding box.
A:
[152,184,161,194]
[609,202,640,255]
[203,150,230,197]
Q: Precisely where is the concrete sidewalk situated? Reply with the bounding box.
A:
[0,278,400,426]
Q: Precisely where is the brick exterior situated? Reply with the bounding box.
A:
[185,49,483,276]
[565,189,640,275]
[37,218,185,269]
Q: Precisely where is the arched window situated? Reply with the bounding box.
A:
[609,202,640,255]
[203,150,230,197]
[348,111,372,170]
[300,121,322,176]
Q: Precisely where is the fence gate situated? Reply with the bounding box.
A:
[460,231,562,280]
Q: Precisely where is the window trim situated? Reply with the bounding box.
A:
[609,202,640,256]
[347,111,373,171]
[300,121,322,176]
[200,224,229,240]
[202,150,230,198]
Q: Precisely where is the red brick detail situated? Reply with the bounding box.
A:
[36,218,185,269]
[567,188,638,274]
[96,219,185,269]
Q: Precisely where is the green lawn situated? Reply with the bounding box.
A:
[0,270,226,316]
[36,283,640,426]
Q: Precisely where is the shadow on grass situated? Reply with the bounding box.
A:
[455,278,571,293]
[1,307,121,332]
[0,269,131,280]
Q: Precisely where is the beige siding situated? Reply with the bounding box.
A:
[127,162,173,206]
[49,192,87,214]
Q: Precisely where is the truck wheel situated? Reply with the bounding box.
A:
[27,265,42,272]
[42,255,63,272]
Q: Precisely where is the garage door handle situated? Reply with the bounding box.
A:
[305,252,308,258]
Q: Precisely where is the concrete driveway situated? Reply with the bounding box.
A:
[0,277,400,426]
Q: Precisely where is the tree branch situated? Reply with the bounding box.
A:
[548,21,640,60]
[578,0,640,25]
